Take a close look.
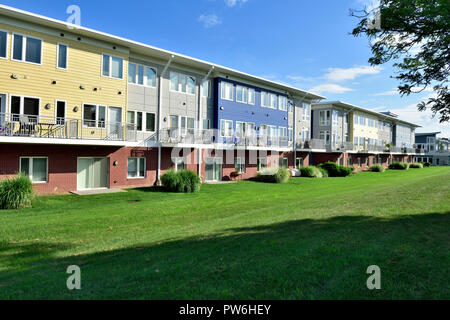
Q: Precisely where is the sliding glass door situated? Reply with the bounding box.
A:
[77,158,109,190]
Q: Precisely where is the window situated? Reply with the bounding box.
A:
[127,157,145,178]
[359,116,366,126]
[257,157,267,171]
[56,100,65,125]
[279,127,288,139]
[279,157,288,169]
[365,157,369,166]
[102,54,123,79]
[10,96,40,122]
[136,112,143,131]
[354,115,359,125]
[20,157,48,183]
[320,131,330,145]
[261,91,269,107]
[220,119,233,137]
[248,88,255,105]
[236,86,248,103]
[347,157,353,167]
[0,30,6,59]
[357,157,361,167]
[354,136,359,146]
[332,110,339,125]
[270,94,277,109]
[344,113,349,125]
[236,121,244,137]
[128,63,156,87]
[202,80,210,97]
[127,111,135,125]
[170,72,195,94]
[234,157,246,173]
[359,137,365,146]
[221,82,234,100]
[169,115,179,129]
[83,104,106,128]
[12,34,42,64]
[203,119,210,130]
[288,127,293,141]
[57,43,68,69]
[296,157,303,169]
[301,127,310,142]
[302,103,310,121]
[172,157,185,171]
[146,113,155,132]
[278,96,288,111]
[319,110,331,126]
[181,116,195,135]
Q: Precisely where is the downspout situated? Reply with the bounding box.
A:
[157,55,175,185]
[198,66,215,181]
[292,91,309,169]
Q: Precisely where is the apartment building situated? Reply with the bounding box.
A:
[0,5,330,194]
[311,102,420,170]
[415,132,450,166]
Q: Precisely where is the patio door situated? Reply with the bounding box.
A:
[77,158,109,190]
[108,107,122,140]
[205,158,222,182]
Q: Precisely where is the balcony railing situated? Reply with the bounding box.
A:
[0,113,136,142]
[296,139,326,150]
[158,128,215,145]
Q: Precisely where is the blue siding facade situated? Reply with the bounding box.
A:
[213,77,289,142]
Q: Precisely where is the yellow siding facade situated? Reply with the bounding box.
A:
[0,22,129,127]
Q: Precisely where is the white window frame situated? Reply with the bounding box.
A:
[102,53,124,79]
[278,126,288,139]
[319,110,331,126]
[180,116,195,135]
[332,110,339,126]
[54,99,66,125]
[82,103,106,128]
[56,43,68,70]
[11,33,43,65]
[278,96,288,111]
[202,80,211,98]
[302,103,310,121]
[236,85,248,104]
[257,157,267,172]
[261,91,269,107]
[248,88,255,105]
[170,71,196,95]
[19,157,48,183]
[220,82,234,101]
[269,93,278,109]
[0,29,8,60]
[220,119,233,137]
[127,157,146,179]
[128,63,157,87]
[9,95,41,119]
[145,112,156,132]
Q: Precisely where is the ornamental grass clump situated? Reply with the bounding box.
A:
[0,174,34,210]
[161,169,201,193]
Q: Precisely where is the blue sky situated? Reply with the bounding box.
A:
[3,0,448,136]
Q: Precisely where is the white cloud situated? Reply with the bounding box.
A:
[309,84,354,94]
[286,75,316,83]
[198,14,222,28]
[324,66,382,82]
[225,0,248,7]
[372,87,434,96]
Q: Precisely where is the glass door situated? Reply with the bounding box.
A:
[0,94,5,127]
[77,158,109,190]
[205,158,222,182]
[108,107,122,140]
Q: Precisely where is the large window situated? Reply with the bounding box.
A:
[170,72,195,94]
[302,103,310,121]
[220,119,233,137]
[146,113,155,132]
[332,110,339,125]
[261,91,269,107]
[319,110,331,126]
[102,54,123,79]
[10,96,40,121]
[236,86,248,103]
[301,127,310,142]
[127,157,145,178]
[202,80,210,97]
[57,43,68,69]
[0,30,7,59]
[234,157,246,173]
[180,116,195,135]
[56,100,66,125]
[257,157,267,172]
[359,115,366,126]
[12,34,42,64]
[128,111,155,132]
[279,127,288,139]
[129,63,156,87]
[83,104,106,128]
[248,88,255,105]
[278,96,288,111]
[220,82,234,101]
[269,93,277,109]
[320,131,330,145]
[20,157,48,183]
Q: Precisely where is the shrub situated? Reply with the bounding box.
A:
[256,168,290,184]
[300,166,324,178]
[409,163,424,169]
[370,164,385,172]
[161,169,201,193]
[319,167,329,178]
[318,162,353,177]
[423,162,431,167]
[0,174,34,210]
[388,162,409,170]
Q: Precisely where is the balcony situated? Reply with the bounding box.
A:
[296,139,326,150]
[0,113,137,143]
[157,128,215,145]
[326,142,354,152]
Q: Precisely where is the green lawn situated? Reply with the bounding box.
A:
[0,167,449,299]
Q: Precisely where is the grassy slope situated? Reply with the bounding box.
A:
[0,167,449,299]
